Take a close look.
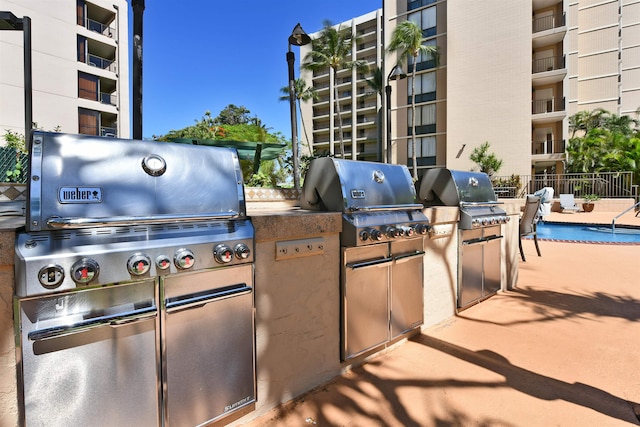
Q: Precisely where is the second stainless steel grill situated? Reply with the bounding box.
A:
[301,158,428,360]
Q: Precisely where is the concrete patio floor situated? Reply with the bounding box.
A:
[241,210,640,426]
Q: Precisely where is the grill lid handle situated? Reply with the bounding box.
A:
[46,212,240,229]
[347,204,424,213]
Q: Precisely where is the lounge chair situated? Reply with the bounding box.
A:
[559,194,579,213]
[519,195,541,262]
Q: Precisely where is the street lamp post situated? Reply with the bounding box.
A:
[0,11,32,150]
[385,65,406,164]
[287,23,311,192]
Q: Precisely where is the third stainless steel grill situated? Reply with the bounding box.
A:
[419,168,507,309]
[301,158,428,360]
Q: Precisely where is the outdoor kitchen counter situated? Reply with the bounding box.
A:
[0,202,522,427]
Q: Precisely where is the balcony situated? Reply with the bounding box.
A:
[531,139,565,155]
[533,13,565,34]
[532,55,565,74]
[532,97,566,123]
[78,1,117,40]
[532,13,566,48]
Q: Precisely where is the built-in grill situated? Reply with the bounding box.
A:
[14,131,256,427]
[419,168,508,309]
[301,158,429,360]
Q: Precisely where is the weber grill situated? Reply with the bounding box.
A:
[301,158,429,360]
[14,132,256,427]
[419,168,508,309]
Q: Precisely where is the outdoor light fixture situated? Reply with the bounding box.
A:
[287,23,311,192]
[385,64,407,164]
[0,11,32,149]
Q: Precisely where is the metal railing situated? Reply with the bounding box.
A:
[532,97,565,114]
[533,13,565,33]
[87,54,117,73]
[493,172,636,200]
[532,55,565,73]
[531,139,565,155]
[85,18,116,39]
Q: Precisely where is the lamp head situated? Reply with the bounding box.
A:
[388,65,407,81]
[0,11,23,30]
[288,23,311,46]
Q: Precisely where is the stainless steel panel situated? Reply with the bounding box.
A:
[483,235,502,296]
[301,158,417,212]
[27,132,246,231]
[459,229,484,308]
[419,168,497,206]
[390,239,425,338]
[16,281,160,427]
[342,244,390,360]
[162,266,255,426]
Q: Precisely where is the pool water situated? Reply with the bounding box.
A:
[532,222,640,244]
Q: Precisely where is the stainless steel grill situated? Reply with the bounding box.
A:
[419,168,506,309]
[14,131,256,426]
[301,158,428,360]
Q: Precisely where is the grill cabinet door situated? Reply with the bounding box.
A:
[390,239,425,338]
[342,244,392,360]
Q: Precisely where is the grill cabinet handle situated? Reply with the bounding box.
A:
[27,306,157,341]
[46,211,240,228]
[346,256,393,270]
[165,284,252,313]
[393,250,426,264]
[347,204,424,212]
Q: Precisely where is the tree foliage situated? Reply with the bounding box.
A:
[470,141,503,176]
[387,20,439,180]
[155,109,289,187]
[566,109,640,186]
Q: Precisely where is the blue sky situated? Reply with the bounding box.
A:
[137,1,381,139]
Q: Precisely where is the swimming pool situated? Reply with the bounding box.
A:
[531,221,640,244]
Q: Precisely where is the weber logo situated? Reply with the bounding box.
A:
[351,189,366,199]
[59,187,102,203]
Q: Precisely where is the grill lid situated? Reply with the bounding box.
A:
[300,158,421,213]
[26,132,247,231]
[418,168,497,206]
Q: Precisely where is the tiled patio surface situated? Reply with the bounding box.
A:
[241,210,640,426]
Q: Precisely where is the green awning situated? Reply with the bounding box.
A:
[169,138,286,161]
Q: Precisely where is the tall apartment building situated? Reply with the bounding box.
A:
[300,0,640,180]
[0,0,129,140]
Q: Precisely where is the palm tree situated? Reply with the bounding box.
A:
[303,20,369,158]
[279,78,319,155]
[387,21,439,180]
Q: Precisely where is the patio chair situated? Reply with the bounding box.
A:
[559,194,579,213]
[519,195,542,262]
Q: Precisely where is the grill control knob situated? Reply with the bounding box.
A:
[70,258,99,285]
[213,244,234,264]
[400,226,415,237]
[369,229,383,241]
[414,224,430,235]
[383,226,401,238]
[234,243,251,260]
[481,218,489,226]
[127,253,151,276]
[156,255,171,270]
[38,264,65,289]
[359,230,370,241]
[174,248,196,270]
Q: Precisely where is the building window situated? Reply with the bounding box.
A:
[407,0,437,11]
[408,136,437,167]
[77,0,85,26]
[408,71,436,104]
[77,35,86,63]
[407,39,437,72]
[78,72,98,101]
[408,104,436,135]
[408,6,436,37]
[79,108,99,135]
